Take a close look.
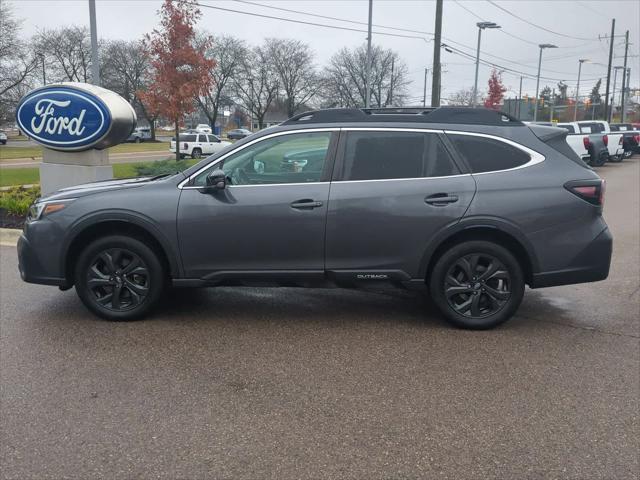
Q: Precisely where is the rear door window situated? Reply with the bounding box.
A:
[339,131,459,181]
[448,134,531,173]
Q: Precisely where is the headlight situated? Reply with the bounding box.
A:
[28,200,74,221]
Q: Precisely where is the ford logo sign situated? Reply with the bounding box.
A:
[16,82,136,151]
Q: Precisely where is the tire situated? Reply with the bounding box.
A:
[591,150,608,167]
[74,235,165,321]
[135,137,141,143]
[191,148,202,159]
[429,241,525,329]
[623,149,633,159]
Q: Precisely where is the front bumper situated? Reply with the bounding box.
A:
[530,227,612,288]
[17,229,69,287]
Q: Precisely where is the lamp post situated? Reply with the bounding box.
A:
[611,66,624,121]
[533,43,558,121]
[574,58,589,121]
[472,21,501,107]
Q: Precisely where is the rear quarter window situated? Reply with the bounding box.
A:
[447,134,531,173]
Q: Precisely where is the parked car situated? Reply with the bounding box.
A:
[0,130,7,145]
[609,123,640,158]
[169,133,231,159]
[195,124,212,134]
[17,107,612,329]
[227,128,252,140]
[556,122,609,167]
[126,127,152,143]
[576,120,625,162]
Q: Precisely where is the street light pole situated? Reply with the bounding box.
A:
[472,21,500,107]
[612,66,624,120]
[574,59,589,121]
[423,67,428,107]
[534,43,557,121]
[88,0,100,86]
[364,0,373,108]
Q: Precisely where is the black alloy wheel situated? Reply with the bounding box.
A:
[430,240,525,329]
[75,235,164,320]
[87,248,150,312]
[444,254,511,318]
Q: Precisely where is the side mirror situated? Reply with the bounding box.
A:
[205,169,226,190]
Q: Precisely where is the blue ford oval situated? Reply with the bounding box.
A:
[15,83,136,151]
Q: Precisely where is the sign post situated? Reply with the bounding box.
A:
[16,82,136,194]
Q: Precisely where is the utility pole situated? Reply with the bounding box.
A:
[612,66,622,118]
[431,0,443,107]
[423,68,428,107]
[88,0,100,86]
[517,76,523,119]
[620,30,629,122]
[364,0,373,108]
[388,56,395,106]
[604,18,615,122]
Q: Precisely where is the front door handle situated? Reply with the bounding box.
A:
[425,193,459,206]
[291,199,324,209]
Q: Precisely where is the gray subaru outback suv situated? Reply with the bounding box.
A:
[18,107,612,329]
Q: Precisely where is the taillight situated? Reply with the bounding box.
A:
[565,179,605,207]
[634,134,640,144]
[583,137,591,149]
[618,136,623,145]
[603,134,608,146]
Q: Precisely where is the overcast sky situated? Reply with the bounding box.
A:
[11,0,640,105]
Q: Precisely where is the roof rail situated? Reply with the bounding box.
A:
[282,106,524,126]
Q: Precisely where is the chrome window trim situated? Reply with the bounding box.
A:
[341,127,442,134]
[333,174,472,184]
[444,130,545,174]
[178,128,339,189]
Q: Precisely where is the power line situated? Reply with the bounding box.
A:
[486,0,600,42]
[231,0,435,37]
[194,2,431,42]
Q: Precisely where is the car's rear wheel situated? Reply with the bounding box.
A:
[429,241,525,329]
[191,148,202,159]
[74,235,165,321]
[590,150,608,167]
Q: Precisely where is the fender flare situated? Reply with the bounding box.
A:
[61,209,182,278]
[417,216,540,279]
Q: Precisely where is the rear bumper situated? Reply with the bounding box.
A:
[530,227,612,288]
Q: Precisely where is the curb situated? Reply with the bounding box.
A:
[0,228,21,247]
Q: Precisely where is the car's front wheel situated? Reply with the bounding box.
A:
[74,235,165,321]
[429,241,525,329]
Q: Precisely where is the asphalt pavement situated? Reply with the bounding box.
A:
[1,159,638,479]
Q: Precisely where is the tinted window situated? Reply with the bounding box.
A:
[449,134,530,173]
[177,134,197,142]
[340,131,458,181]
[192,131,332,186]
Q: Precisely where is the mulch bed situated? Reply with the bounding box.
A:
[0,209,26,229]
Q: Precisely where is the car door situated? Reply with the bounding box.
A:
[325,128,476,281]
[177,129,338,279]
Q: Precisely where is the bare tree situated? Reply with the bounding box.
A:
[34,26,92,83]
[233,46,279,129]
[0,2,38,122]
[101,39,159,139]
[196,34,248,132]
[447,87,475,106]
[321,44,410,108]
[266,38,320,118]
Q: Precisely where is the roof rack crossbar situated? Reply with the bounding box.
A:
[281,107,524,126]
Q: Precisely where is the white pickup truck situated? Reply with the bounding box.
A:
[170,132,231,159]
[531,121,609,167]
[576,120,624,162]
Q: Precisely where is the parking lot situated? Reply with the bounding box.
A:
[1,158,638,478]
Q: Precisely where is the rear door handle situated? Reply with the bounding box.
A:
[290,199,324,209]
[425,194,459,206]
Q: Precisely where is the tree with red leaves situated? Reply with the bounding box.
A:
[484,69,506,111]
[139,0,215,161]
